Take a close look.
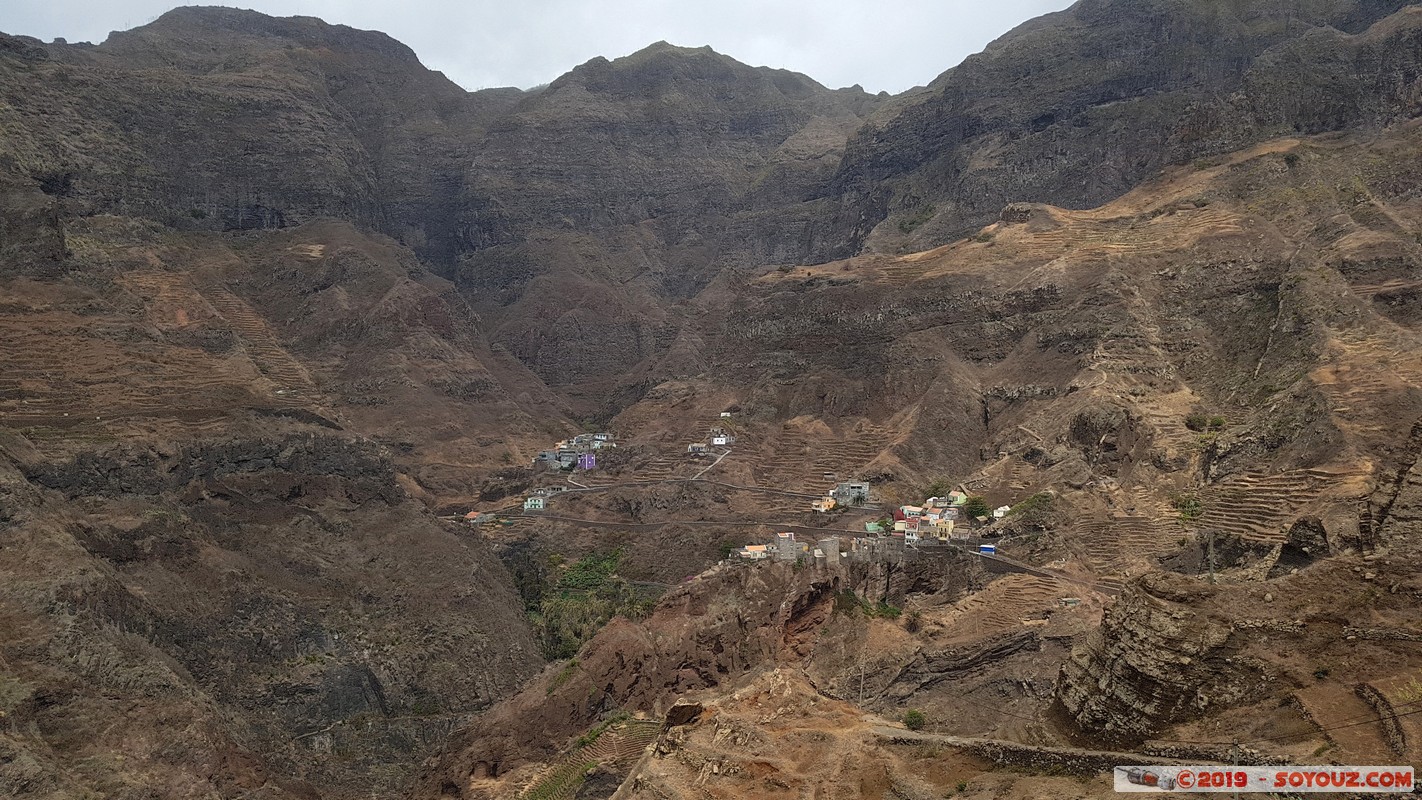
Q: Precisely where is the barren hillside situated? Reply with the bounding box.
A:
[3,1,1422,798]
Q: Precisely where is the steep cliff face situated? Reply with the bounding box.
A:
[454,42,881,387]
[830,0,1422,253]
[7,3,1422,795]
[416,562,847,798]
[1056,575,1269,744]
[0,209,566,795]
[7,3,1422,404]
[0,8,518,257]
[0,432,541,798]
[0,172,65,273]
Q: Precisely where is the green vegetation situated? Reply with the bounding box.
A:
[1173,493,1204,522]
[834,590,863,614]
[897,204,936,234]
[962,494,991,520]
[1283,152,1301,168]
[1393,673,1422,704]
[833,592,902,620]
[970,230,996,244]
[1185,412,1227,432]
[1007,492,1055,526]
[921,477,953,500]
[548,659,579,694]
[904,609,923,633]
[574,710,631,748]
[902,709,926,731]
[557,551,620,590]
[530,551,657,660]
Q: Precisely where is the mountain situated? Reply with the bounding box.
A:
[452,43,882,396]
[3,1,1422,798]
[830,0,1422,253]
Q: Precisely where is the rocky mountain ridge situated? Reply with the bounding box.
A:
[4,1,1422,798]
[10,1,1418,409]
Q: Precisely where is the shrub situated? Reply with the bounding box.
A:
[898,204,936,234]
[904,609,923,633]
[1173,493,1203,522]
[902,709,926,731]
[833,590,863,614]
[962,495,991,520]
[1185,412,1210,432]
[1008,492,1055,526]
[922,478,953,498]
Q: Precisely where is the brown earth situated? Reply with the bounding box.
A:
[4,2,1422,798]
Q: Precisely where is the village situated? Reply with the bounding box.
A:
[732,488,1018,562]
[484,418,1032,566]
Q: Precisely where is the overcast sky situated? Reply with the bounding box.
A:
[4,1,1073,94]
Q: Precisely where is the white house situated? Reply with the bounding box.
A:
[523,496,546,511]
[993,505,1011,519]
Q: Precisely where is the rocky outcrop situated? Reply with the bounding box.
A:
[0,8,518,259]
[0,172,65,273]
[830,0,1422,250]
[1056,575,1272,745]
[23,435,400,498]
[0,429,541,797]
[414,563,845,798]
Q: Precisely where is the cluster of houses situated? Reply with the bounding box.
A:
[736,532,848,565]
[521,485,570,511]
[880,492,1013,543]
[687,426,736,456]
[734,519,1017,568]
[890,492,970,543]
[733,529,1001,567]
[534,432,615,471]
[810,481,872,512]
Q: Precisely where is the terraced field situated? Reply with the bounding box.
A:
[1294,683,1392,762]
[1192,470,1348,544]
[1073,514,1183,592]
[749,423,887,496]
[932,574,1068,643]
[0,268,341,450]
[516,717,662,800]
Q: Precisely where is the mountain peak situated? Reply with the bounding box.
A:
[104,5,420,64]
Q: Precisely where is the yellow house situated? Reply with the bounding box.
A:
[811,497,837,513]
